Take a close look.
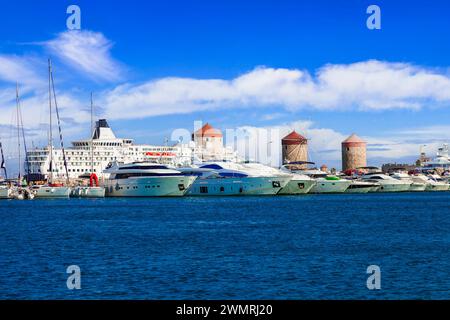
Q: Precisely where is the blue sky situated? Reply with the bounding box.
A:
[1,0,450,170]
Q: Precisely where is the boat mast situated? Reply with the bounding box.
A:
[90,92,94,174]
[16,82,21,186]
[49,59,70,185]
[48,59,53,184]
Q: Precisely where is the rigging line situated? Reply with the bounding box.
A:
[17,91,30,177]
[0,142,7,179]
[49,60,70,185]
[16,83,21,183]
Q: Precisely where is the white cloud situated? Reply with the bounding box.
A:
[99,61,450,119]
[44,30,123,82]
[0,55,44,91]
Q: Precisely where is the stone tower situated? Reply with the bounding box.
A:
[342,133,367,171]
[282,131,308,169]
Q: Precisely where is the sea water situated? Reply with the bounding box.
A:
[1,193,450,299]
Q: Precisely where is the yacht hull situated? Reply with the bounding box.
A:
[187,176,291,196]
[372,183,410,193]
[278,179,316,195]
[409,183,427,192]
[425,184,449,192]
[35,186,71,198]
[71,186,106,198]
[310,180,351,194]
[105,176,196,197]
[345,184,374,194]
[0,187,12,199]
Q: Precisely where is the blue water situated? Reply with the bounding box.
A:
[1,193,450,299]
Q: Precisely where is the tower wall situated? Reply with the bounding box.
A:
[342,142,367,171]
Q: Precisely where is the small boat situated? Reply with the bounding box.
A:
[34,183,71,198]
[70,94,105,198]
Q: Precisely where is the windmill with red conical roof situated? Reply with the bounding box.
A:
[281,130,308,169]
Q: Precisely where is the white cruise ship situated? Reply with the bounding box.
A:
[103,162,197,197]
[27,119,193,180]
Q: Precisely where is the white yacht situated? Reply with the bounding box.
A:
[278,165,316,195]
[34,184,71,198]
[415,174,450,191]
[360,172,411,192]
[179,162,291,196]
[391,172,426,192]
[300,169,351,193]
[103,162,197,197]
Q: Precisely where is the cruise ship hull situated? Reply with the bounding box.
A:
[105,176,196,197]
[187,176,291,196]
[278,179,316,195]
[35,186,71,198]
[310,179,351,194]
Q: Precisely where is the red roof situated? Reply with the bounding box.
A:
[282,131,307,144]
[193,123,222,137]
[342,133,366,144]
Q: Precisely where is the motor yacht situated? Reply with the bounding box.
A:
[413,174,449,191]
[179,161,291,196]
[103,162,197,197]
[300,169,351,193]
[391,172,426,191]
[360,172,411,192]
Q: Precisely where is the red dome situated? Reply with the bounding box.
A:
[282,130,307,145]
[193,123,222,138]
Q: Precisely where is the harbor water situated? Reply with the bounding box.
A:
[1,192,450,299]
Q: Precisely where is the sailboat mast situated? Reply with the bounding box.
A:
[16,82,21,185]
[48,59,53,184]
[91,92,94,174]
